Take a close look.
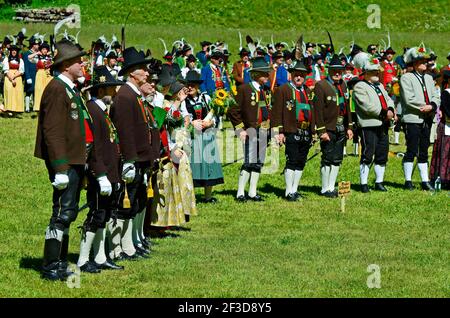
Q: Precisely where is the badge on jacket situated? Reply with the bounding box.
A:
[251,93,256,106]
[286,100,293,111]
[70,109,79,120]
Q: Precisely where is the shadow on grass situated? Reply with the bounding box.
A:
[19,253,80,273]
[146,228,182,239]
[212,189,237,197]
[19,257,42,272]
[260,183,322,198]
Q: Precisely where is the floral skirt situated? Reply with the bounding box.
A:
[178,153,198,216]
[151,161,186,227]
[430,122,450,186]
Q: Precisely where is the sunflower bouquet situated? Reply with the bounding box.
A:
[208,89,237,118]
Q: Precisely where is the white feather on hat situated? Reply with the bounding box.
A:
[404,43,431,64]
[352,52,370,69]
[352,52,380,72]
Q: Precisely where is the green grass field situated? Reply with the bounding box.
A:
[0,114,448,297]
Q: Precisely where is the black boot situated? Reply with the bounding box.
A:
[404,181,414,190]
[361,184,370,193]
[421,182,435,191]
[285,193,298,202]
[374,183,387,192]
[58,234,74,278]
[42,238,63,281]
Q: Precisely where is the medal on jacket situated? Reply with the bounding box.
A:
[286,100,293,111]
[251,92,256,106]
[69,102,78,120]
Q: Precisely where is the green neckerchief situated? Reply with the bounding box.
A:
[55,77,92,138]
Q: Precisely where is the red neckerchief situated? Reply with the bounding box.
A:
[413,71,430,104]
[368,82,388,110]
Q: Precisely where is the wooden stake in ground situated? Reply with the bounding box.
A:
[338,181,351,213]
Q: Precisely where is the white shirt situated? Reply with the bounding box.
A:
[126,81,142,96]
[94,98,107,112]
[57,73,76,90]
[251,81,261,91]
[2,58,25,74]
[181,67,200,79]
[96,55,104,67]
[150,91,165,108]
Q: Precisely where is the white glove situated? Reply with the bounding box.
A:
[26,78,32,85]
[143,173,149,187]
[52,173,69,190]
[122,163,135,184]
[97,176,112,196]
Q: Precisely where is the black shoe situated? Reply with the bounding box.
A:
[404,181,414,190]
[95,259,124,270]
[135,249,150,259]
[421,182,435,191]
[361,184,370,193]
[235,195,247,202]
[248,194,264,202]
[203,197,218,203]
[41,262,64,281]
[293,192,303,199]
[374,183,387,192]
[79,261,101,274]
[141,238,151,249]
[285,193,298,202]
[117,252,139,261]
[135,245,150,255]
[57,261,74,279]
[324,190,338,198]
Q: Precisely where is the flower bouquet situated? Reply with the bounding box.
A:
[166,108,184,129]
[204,88,237,121]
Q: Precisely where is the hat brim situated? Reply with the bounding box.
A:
[51,50,86,69]
[328,65,345,70]
[118,59,153,76]
[87,80,124,91]
[249,67,271,74]
[181,79,204,85]
[288,66,308,73]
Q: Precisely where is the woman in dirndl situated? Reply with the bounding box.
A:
[150,80,197,229]
[29,42,53,113]
[182,70,224,203]
[430,70,450,189]
[2,45,24,117]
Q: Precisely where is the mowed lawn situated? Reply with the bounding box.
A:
[0,113,448,298]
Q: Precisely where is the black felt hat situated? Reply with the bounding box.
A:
[118,47,152,76]
[182,70,203,84]
[328,54,345,70]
